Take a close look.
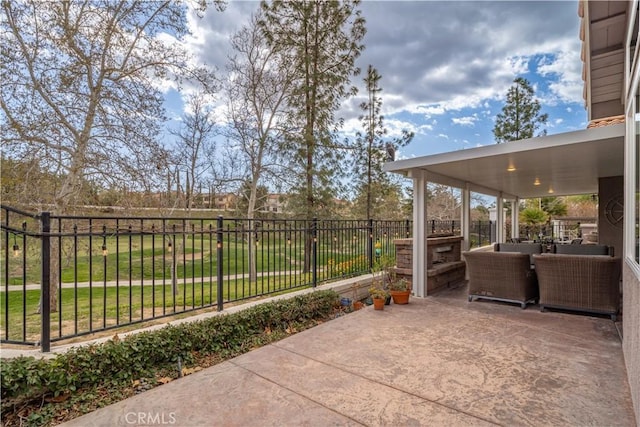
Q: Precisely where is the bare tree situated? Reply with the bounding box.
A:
[226,13,293,218]
[427,184,461,220]
[0,0,223,310]
[226,13,295,280]
[170,92,218,210]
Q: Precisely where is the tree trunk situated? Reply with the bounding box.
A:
[246,178,259,282]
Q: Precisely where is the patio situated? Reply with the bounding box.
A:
[61,283,636,427]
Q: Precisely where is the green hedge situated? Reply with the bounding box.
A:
[1,290,339,407]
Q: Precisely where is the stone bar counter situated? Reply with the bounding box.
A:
[393,235,466,293]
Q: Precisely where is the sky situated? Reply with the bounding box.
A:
[164,0,587,161]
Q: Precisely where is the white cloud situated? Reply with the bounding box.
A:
[171,1,588,159]
[413,104,445,116]
[386,118,425,137]
[537,49,583,104]
[452,116,478,127]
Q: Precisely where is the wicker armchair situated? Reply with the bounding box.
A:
[532,254,621,320]
[463,251,538,309]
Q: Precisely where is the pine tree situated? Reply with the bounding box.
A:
[259,0,366,272]
[493,77,548,143]
[353,65,413,219]
[259,0,366,219]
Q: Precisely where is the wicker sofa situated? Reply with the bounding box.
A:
[552,243,613,256]
[463,251,538,309]
[532,254,621,320]
[494,242,543,266]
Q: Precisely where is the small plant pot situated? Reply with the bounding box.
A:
[353,301,364,310]
[340,297,352,307]
[390,290,410,305]
[373,298,385,310]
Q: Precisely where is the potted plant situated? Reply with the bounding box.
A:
[388,278,411,304]
[372,255,394,305]
[369,286,389,310]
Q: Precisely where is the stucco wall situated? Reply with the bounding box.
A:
[623,262,640,425]
[598,176,624,255]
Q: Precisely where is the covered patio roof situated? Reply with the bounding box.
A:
[384,123,624,199]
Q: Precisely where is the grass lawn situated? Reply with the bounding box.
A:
[2,233,375,286]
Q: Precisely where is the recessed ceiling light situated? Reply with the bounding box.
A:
[507,165,516,172]
[533,178,541,186]
[548,187,554,194]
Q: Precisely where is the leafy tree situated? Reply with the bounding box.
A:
[259,0,366,220]
[520,207,548,237]
[541,196,568,218]
[351,181,406,220]
[520,207,548,224]
[1,0,223,310]
[493,77,548,143]
[353,65,413,219]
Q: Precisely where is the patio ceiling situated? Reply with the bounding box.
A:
[383,123,624,200]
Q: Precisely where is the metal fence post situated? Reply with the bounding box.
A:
[405,219,410,238]
[312,217,317,288]
[216,216,224,311]
[367,218,374,270]
[40,212,51,352]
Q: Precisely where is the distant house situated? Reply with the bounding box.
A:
[261,194,287,213]
[214,193,237,211]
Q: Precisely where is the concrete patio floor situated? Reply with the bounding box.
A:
[61,283,636,427]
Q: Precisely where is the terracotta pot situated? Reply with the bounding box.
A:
[390,290,410,305]
[353,301,364,311]
[372,298,385,310]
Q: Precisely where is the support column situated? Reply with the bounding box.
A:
[511,197,520,239]
[462,184,471,251]
[409,171,427,297]
[496,193,505,243]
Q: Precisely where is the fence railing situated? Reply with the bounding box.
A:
[0,205,496,351]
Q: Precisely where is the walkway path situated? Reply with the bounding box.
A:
[0,270,306,292]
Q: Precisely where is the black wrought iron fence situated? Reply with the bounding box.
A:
[0,205,495,351]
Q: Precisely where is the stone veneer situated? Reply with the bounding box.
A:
[393,235,466,293]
